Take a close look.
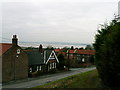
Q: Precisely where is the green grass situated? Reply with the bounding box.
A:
[33,69,102,88]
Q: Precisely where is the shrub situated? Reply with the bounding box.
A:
[94,18,120,88]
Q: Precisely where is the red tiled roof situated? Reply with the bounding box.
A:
[0,43,12,56]
[68,50,76,54]
[76,50,95,55]
[58,52,66,56]
[54,49,61,52]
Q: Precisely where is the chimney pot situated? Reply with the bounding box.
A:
[39,44,43,53]
[12,35,18,46]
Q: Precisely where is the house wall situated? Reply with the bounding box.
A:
[66,53,94,67]
[0,56,2,83]
[47,60,57,72]
[2,46,28,83]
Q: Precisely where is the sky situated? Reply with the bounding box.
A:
[1,0,119,44]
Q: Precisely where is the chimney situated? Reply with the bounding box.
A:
[12,35,18,46]
[39,44,43,53]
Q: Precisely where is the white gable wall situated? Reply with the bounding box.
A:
[46,50,59,64]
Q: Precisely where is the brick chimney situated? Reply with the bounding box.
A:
[12,35,18,46]
[39,44,43,53]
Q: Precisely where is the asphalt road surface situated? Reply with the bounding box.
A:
[2,67,96,88]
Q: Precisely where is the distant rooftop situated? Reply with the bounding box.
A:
[0,43,12,56]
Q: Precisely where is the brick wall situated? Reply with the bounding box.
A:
[2,46,28,83]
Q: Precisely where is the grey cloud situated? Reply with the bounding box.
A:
[2,1,118,43]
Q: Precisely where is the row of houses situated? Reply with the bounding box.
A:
[0,35,95,83]
[54,48,95,67]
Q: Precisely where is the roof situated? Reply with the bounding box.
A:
[0,43,12,56]
[76,50,95,55]
[57,52,66,56]
[25,49,53,65]
[54,49,61,52]
[67,50,76,54]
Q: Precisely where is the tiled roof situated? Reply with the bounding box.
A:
[54,49,62,52]
[0,43,12,56]
[68,50,75,54]
[25,49,53,65]
[58,52,66,56]
[76,50,95,55]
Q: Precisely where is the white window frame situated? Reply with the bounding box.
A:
[17,49,21,54]
[53,63,54,68]
[30,67,32,72]
[50,63,51,69]
[39,65,41,71]
[37,66,39,71]
[82,58,85,62]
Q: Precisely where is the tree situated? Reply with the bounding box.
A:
[85,45,93,50]
[62,47,70,52]
[57,54,66,70]
[94,18,120,88]
[46,45,54,50]
[70,46,74,50]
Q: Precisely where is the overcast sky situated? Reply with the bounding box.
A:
[1,0,119,44]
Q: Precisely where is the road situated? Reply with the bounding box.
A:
[2,67,96,88]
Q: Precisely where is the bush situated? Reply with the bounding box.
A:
[94,18,120,88]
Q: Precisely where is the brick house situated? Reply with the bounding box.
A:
[25,45,59,77]
[66,49,95,67]
[54,48,95,67]
[0,35,28,83]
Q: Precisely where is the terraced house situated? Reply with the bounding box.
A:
[67,49,95,67]
[54,48,95,68]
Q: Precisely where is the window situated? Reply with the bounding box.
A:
[50,64,51,69]
[30,68,32,72]
[82,58,85,62]
[50,53,55,59]
[37,66,39,71]
[17,49,20,54]
[77,54,80,56]
[77,57,80,60]
[39,65,41,71]
[53,62,55,68]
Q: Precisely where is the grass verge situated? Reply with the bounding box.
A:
[32,69,102,88]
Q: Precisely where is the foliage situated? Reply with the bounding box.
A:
[62,47,70,52]
[94,18,120,88]
[46,45,54,50]
[89,55,95,64]
[70,46,74,50]
[24,47,37,50]
[57,54,66,70]
[85,45,94,50]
